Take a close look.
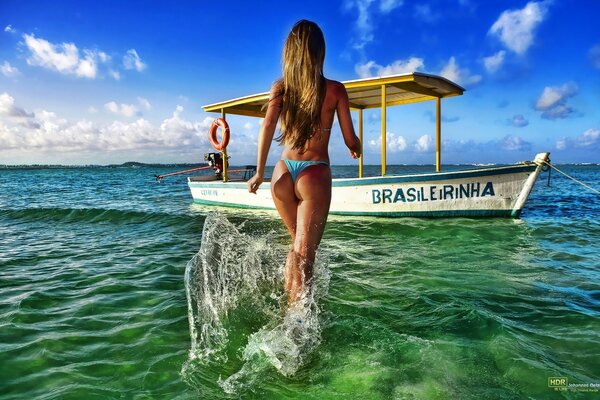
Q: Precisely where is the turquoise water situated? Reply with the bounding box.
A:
[1,165,599,399]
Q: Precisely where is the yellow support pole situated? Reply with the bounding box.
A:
[358,108,363,178]
[436,97,441,172]
[381,84,387,176]
[221,109,228,182]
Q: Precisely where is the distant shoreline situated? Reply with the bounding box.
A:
[0,162,208,169]
[1,162,598,169]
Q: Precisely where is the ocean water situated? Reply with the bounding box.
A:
[1,164,599,399]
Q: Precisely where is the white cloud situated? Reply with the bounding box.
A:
[4,25,15,33]
[1,61,20,77]
[445,135,532,154]
[97,52,109,63]
[539,104,573,120]
[123,49,146,71]
[24,34,79,73]
[0,93,214,153]
[439,57,482,86]
[355,57,424,78]
[368,132,407,153]
[356,61,376,78]
[379,0,402,13]
[20,33,150,80]
[555,137,567,151]
[500,135,531,151]
[510,115,529,127]
[388,134,408,152]
[534,82,578,119]
[578,128,600,148]
[158,107,212,147]
[0,93,40,131]
[35,110,68,137]
[76,51,97,78]
[137,97,151,110]
[0,92,33,118]
[344,0,376,50]
[535,84,575,109]
[415,134,432,152]
[483,50,506,73]
[489,1,548,54]
[104,101,138,118]
[109,69,121,80]
[589,44,600,69]
[87,106,97,114]
[367,137,379,150]
[22,34,108,79]
[344,0,403,51]
[555,129,600,151]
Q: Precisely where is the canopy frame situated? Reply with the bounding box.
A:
[203,72,464,177]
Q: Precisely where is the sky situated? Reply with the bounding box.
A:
[1,0,599,166]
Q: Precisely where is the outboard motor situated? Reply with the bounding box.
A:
[204,152,224,180]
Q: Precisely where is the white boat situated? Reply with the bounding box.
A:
[188,73,549,218]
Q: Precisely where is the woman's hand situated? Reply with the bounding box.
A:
[247,173,264,194]
[350,149,360,159]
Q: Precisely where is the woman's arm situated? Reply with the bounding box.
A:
[248,81,283,193]
[335,82,361,158]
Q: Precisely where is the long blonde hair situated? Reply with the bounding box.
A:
[275,20,326,151]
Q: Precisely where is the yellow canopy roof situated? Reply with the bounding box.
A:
[202,72,465,118]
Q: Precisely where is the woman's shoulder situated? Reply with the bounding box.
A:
[325,79,347,96]
[325,78,344,88]
[269,79,284,99]
[271,79,284,90]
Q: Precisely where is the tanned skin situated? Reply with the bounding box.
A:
[248,79,360,305]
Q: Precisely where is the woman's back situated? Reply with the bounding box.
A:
[280,79,356,162]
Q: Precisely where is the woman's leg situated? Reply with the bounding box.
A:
[271,161,300,298]
[287,165,332,304]
[271,161,332,305]
[271,161,298,239]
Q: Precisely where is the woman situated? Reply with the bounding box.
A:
[247,20,361,305]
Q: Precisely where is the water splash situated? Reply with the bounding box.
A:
[183,213,283,362]
[182,212,330,394]
[219,264,330,394]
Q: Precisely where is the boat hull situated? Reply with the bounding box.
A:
[188,153,549,218]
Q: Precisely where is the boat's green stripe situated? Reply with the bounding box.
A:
[192,199,519,218]
[329,209,518,218]
[188,182,267,189]
[192,199,274,210]
[188,164,537,189]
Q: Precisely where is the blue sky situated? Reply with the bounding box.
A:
[1,0,599,165]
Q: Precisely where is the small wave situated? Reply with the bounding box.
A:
[0,207,184,225]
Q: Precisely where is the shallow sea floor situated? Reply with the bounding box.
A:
[1,165,599,399]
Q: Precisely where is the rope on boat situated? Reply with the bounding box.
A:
[541,160,600,195]
[155,165,213,182]
[227,168,253,173]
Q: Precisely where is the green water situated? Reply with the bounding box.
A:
[1,165,599,399]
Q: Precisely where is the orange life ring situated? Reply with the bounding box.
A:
[209,118,230,151]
